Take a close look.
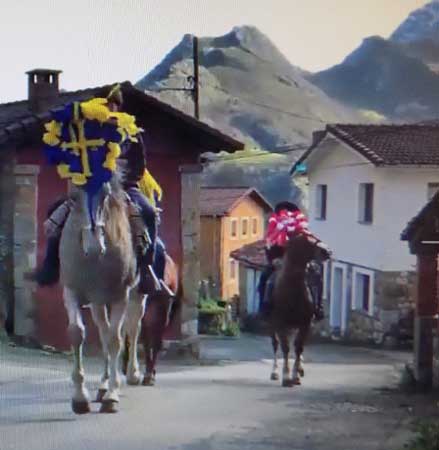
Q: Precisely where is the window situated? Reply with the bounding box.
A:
[229,259,237,280]
[427,183,439,200]
[352,269,374,316]
[241,218,249,238]
[230,218,238,239]
[315,184,327,220]
[358,183,374,224]
[251,217,258,235]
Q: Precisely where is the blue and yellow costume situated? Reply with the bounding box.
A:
[30,85,166,293]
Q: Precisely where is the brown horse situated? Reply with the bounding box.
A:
[269,233,331,387]
[123,252,181,386]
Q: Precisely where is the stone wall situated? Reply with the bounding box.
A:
[347,311,384,344]
[0,152,15,336]
[179,164,202,357]
[12,164,39,343]
[312,259,416,345]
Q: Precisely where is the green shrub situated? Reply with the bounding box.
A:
[404,421,439,450]
[223,321,240,337]
[198,298,225,315]
[198,298,226,335]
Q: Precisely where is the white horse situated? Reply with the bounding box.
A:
[60,178,145,414]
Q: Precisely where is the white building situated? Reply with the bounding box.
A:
[291,124,439,342]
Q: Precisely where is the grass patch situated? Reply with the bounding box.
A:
[404,421,439,450]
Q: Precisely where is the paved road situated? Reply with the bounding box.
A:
[0,334,423,450]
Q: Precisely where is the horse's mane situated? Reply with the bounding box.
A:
[102,176,132,251]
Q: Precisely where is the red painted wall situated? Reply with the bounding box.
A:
[15,143,197,349]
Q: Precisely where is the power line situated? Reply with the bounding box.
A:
[143,35,200,119]
[205,144,309,164]
[210,84,326,124]
[207,150,382,173]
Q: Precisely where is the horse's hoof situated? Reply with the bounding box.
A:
[298,367,305,377]
[126,374,141,386]
[71,400,91,415]
[142,375,155,386]
[99,400,119,414]
[95,389,107,403]
[270,373,279,381]
[293,377,301,386]
[282,379,294,388]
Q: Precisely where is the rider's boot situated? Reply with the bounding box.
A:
[138,247,162,295]
[262,276,275,317]
[24,236,61,286]
[313,304,325,322]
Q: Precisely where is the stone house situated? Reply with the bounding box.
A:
[0,68,243,350]
[199,187,272,300]
[291,123,439,344]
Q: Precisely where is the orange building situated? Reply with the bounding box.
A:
[200,187,272,300]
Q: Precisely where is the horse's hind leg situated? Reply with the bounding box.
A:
[142,330,154,386]
[64,288,90,414]
[279,332,293,387]
[142,295,168,386]
[90,304,110,402]
[99,298,128,413]
[292,325,310,386]
[270,334,280,381]
[124,293,146,386]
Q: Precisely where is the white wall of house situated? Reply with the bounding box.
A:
[306,136,439,272]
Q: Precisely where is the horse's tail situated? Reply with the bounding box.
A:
[164,253,183,327]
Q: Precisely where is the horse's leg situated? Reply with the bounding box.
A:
[142,330,154,386]
[150,298,169,383]
[279,331,293,387]
[90,304,110,402]
[142,296,167,385]
[100,298,128,413]
[270,333,280,381]
[292,325,310,386]
[64,288,90,414]
[121,334,129,376]
[124,293,146,385]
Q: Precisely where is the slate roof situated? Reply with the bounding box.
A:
[0,81,244,153]
[230,239,266,270]
[291,123,439,173]
[199,187,272,216]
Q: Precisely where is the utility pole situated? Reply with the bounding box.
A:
[193,35,200,120]
[143,34,200,120]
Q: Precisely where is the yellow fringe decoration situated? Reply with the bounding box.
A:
[80,98,111,123]
[139,169,162,207]
[103,142,121,172]
[110,112,143,140]
[43,120,61,146]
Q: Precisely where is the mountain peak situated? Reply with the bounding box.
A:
[390,0,439,44]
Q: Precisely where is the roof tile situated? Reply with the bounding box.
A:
[200,187,272,216]
[292,123,439,173]
[230,240,266,269]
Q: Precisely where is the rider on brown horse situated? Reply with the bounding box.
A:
[26,85,167,297]
[258,201,325,321]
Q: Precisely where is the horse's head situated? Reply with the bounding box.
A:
[70,176,126,257]
[284,232,332,267]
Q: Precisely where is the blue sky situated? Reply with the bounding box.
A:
[1,0,427,103]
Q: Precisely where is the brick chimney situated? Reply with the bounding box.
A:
[26,68,62,113]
